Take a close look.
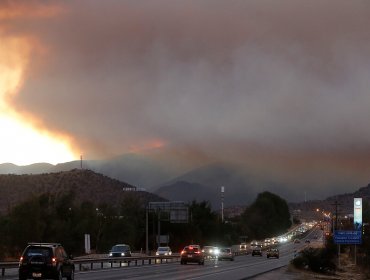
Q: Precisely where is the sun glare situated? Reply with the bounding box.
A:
[0,33,76,166]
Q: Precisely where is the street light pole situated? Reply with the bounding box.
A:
[146,208,148,255]
[221,186,225,223]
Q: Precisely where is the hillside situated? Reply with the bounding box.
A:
[289,183,370,221]
[0,169,165,214]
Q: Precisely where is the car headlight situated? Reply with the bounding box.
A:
[121,253,125,256]
[109,253,113,257]
[156,252,159,256]
[214,249,220,255]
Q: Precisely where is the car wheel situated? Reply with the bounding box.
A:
[67,269,74,280]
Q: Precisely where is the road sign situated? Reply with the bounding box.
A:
[334,230,362,245]
[148,201,188,223]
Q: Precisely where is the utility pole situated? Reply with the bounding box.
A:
[331,199,342,267]
[331,200,341,232]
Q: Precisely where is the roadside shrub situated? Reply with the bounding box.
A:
[291,248,336,274]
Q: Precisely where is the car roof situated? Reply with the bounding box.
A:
[27,243,61,247]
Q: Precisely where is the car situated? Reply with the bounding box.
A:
[109,244,131,257]
[18,242,74,280]
[266,248,279,258]
[305,239,310,244]
[156,246,172,256]
[294,239,300,244]
[218,248,234,261]
[251,245,263,257]
[201,246,219,259]
[239,243,247,251]
[180,245,204,265]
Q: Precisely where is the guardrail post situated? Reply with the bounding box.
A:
[90,262,93,270]
[2,267,5,276]
[101,262,103,269]
[135,260,137,266]
[79,263,82,271]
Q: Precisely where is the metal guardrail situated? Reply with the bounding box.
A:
[0,250,251,277]
[0,262,16,277]
[0,255,181,277]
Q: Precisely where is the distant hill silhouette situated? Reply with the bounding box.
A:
[154,163,257,208]
[2,156,369,207]
[289,183,370,220]
[0,169,165,214]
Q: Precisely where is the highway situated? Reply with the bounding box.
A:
[73,228,323,280]
[74,237,316,280]
[2,228,323,280]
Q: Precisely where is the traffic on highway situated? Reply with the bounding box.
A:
[0,222,323,280]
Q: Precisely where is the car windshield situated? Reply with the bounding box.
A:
[184,247,199,253]
[111,245,129,252]
[158,247,169,251]
[221,248,231,253]
[25,247,51,257]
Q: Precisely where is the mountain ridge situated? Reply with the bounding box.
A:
[0,168,165,214]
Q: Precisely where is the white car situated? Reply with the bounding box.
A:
[156,246,172,256]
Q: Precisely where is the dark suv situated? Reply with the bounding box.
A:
[180,245,205,265]
[108,244,132,257]
[18,243,74,280]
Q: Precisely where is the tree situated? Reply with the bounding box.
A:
[241,191,291,239]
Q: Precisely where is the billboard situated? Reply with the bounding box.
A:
[354,198,362,231]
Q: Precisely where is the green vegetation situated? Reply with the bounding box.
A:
[291,236,337,274]
[240,191,292,240]
[0,190,292,260]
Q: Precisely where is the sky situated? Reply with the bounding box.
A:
[1,0,370,197]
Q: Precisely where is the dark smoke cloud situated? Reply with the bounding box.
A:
[4,0,370,197]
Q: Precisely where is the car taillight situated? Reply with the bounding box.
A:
[19,256,23,262]
[181,250,185,255]
[52,258,57,266]
[194,251,200,254]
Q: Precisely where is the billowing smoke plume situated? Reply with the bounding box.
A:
[2,0,370,198]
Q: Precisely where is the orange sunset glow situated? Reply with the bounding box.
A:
[0,31,76,165]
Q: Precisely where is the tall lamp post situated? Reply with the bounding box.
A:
[221,186,225,223]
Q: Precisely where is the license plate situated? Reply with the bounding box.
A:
[188,255,192,258]
[32,272,42,278]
